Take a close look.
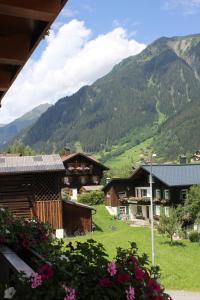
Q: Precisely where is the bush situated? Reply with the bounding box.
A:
[78,191,104,205]
[188,231,200,243]
[0,209,172,300]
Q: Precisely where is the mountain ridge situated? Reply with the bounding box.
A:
[19,33,200,166]
[0,103,51,149]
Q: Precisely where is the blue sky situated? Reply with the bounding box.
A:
[1,0,200,123]
[63,0,200,43]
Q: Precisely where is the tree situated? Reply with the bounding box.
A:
[157,208,180,244]
[7,141,36,156]
[78,191,104,206]
[181,185,200,224]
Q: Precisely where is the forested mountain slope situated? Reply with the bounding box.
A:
[0,104,51,149]
[22,34,200,160]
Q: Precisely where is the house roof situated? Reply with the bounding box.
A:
[81,185,103,192]
[0,0,68,106]
[0,154,65,175]
[61,152,109,171]
[139,164,200,187]
[102,177,132,192]
[63,200,96,211]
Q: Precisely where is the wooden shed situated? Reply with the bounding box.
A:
[0,155,65,230]
[62,200,96,236]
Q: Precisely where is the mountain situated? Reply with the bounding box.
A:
[22,34,200,163]
[0,103,51,148]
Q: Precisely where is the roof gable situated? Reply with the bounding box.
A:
[62,152,109,170]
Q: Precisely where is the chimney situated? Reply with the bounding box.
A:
[64,147,70,156]
[179,155,187,164]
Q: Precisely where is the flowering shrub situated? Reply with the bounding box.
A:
[0,209,172,299]
[0,208,52,254]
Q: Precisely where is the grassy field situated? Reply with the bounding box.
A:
[66,205,200,291]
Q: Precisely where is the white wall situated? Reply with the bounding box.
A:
[105,206,118,216]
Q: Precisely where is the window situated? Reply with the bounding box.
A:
[148,175,155,183]
[165,207,169,217]
[180,189,187,201]
[137,206,142,216]
[118,191,127,199]
[141,189,147,197]
[155,205,160,216]
[135,188,149,198]
[164,189,170,200]
[155,189,161,199]
[107,192,111,198]
[81,176,87,184]
[119,206,126,215]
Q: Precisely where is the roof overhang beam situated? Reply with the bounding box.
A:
[0,0,61,22]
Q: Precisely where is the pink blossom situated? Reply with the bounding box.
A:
[31,272,42,289]
[126,286,135,300]
[117,272,130,284]
[134,266,145,280]
[64,287,76,300]
[148,279,161,293]
[107,261,117,276]
[99,277,112,288]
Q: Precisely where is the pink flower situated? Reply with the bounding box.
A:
[126,286,135,300]
[99,277,112,288]
[117,272,130,284]
[22,239,29,249]
[129,256,139,267]
[107,261,117,276]
[134,266,145,280]
[37,263,54,280]
[0,236,6,245]
[64,287,76,300]
[31,272,42,289]
[148,279,161,293]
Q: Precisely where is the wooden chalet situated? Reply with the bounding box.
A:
[0,0,68,106]
[0,155,65,231]
[62,151,109,199]
[63,200,96,236]
[103,163,200,222]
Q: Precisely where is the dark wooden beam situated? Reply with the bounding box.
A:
[0,34,30,65]
[0,0,61,22]
[0,69,12,92]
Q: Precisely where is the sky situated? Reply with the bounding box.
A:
[1,0,200,124]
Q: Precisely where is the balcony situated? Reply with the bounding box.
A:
[66,163,93,175]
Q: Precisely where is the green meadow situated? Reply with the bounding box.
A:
[66,205,200,291]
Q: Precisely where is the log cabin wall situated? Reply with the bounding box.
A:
[62,201,93,235]
[0,172,63,230]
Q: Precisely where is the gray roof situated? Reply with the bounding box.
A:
[63,200,96,211]
[0,155,65,174]
[81,185,103,191]
[142,164,200,186]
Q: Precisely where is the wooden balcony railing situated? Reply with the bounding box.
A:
[0,246,34,284]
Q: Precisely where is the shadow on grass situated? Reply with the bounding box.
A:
[92,222,103,232]
[160,240,186,247]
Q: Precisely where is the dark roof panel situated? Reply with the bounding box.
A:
[142,164,200,186]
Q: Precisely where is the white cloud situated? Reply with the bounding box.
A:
[0,20,146,124]
[164,0,200,15]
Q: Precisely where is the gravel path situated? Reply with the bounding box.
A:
[167,290,200,300]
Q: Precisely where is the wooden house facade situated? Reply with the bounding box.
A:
[62,152,109,199]
[0,155,65,231]
[103,164,200,222]
[62,200,95,236]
